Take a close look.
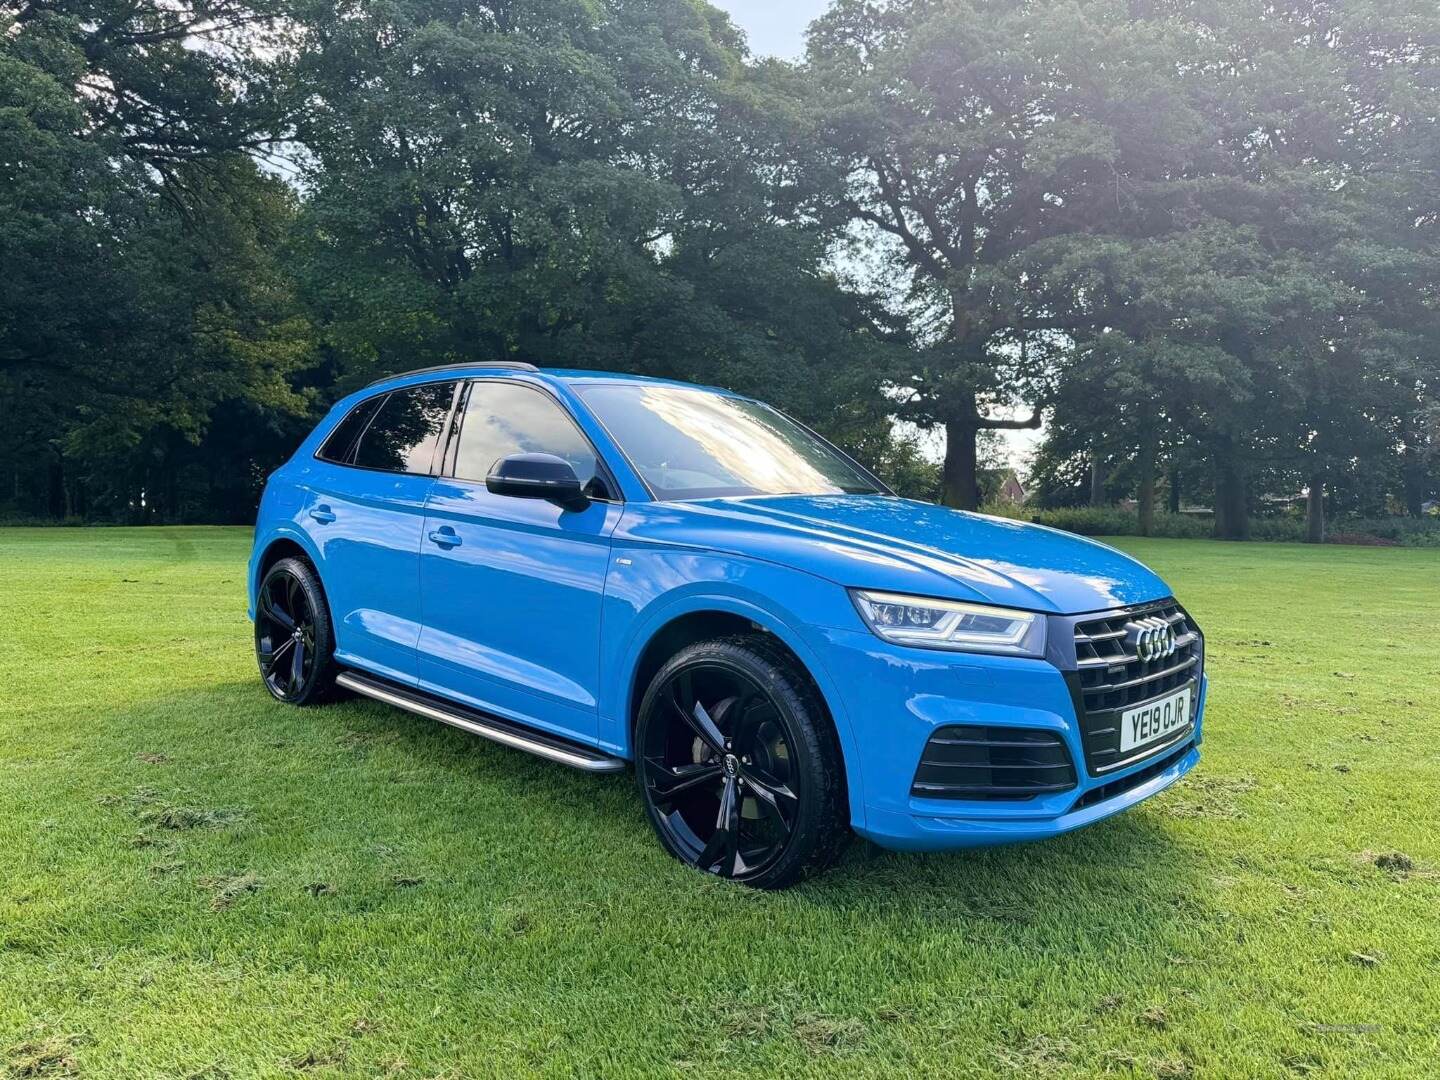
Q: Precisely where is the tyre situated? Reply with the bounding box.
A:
[635,634,850,889]
[253,556,338,705]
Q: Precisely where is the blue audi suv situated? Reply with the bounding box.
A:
[248,363,1205,888]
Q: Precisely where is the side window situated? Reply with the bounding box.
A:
[316,394,384,465]
[453,381,608,498]
[352,381,457,474]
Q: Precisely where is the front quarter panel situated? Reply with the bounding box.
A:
[599,504,872,828]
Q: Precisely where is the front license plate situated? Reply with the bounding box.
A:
[1120,684,1193,754]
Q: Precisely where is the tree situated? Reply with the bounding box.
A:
[3,0,289,178]
[1027,0,1440,538]
[5,0,1438,525]
[805,0,1217,509]
[0,0,313,521]
[285,0,905,459]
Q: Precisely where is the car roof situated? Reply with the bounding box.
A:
[544,369,736,396]
[364,363,738,398]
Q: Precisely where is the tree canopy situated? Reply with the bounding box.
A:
[1,0,1436,533]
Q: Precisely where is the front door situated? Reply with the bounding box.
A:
[418,379,622,744]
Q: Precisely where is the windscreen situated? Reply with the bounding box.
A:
[580,384,886,501]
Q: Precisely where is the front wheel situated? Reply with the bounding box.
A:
[635,635,850,889]
[254,556,337,705]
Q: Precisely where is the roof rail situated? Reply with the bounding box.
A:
[364,361,539,389]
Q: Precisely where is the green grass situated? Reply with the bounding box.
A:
[2,528,1438,1078]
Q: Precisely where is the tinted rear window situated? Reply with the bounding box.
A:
[316,394,384,465]
[351,382,457,474]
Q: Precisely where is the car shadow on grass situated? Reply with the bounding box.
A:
[811,811,1197,921]
[86,678,1206,947]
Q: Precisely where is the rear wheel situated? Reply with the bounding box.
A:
[635,635,849,889]
[254,557,337,705]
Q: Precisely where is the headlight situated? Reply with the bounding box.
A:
[849,590,1047,657]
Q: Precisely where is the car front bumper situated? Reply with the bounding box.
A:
[814,626,1206,853]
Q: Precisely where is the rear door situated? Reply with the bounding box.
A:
[306,380,459,686]
[418,379,622,743]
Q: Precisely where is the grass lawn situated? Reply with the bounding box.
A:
[2,527,1438,1078]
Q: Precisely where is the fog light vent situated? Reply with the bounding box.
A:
[911,726,1077,801]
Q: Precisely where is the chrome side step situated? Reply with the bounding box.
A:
[335,671,626,774]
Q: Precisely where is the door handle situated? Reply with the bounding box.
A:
[309,504,336,524]
[428,527,461,548]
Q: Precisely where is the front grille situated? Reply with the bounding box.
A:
[1070,600,1203,775]
[911,725,1077,800]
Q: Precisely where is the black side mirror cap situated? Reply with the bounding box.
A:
[485,453,589,509]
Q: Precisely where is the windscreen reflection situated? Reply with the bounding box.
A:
[581,384,885,501]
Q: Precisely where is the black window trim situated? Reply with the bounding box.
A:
[312,380,463,478]
[441,376,624,504]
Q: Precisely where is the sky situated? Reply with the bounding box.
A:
[712,0,828,59]
[713,1,1044,475]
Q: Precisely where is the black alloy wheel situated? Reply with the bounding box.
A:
[254,557,335,705]
[636,636,849,889]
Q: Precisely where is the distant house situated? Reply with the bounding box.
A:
[1423,499,1439,516]
[996,469,1028,505]
[977,466,1029,505]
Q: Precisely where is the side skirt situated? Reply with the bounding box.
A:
[335,670,627,774]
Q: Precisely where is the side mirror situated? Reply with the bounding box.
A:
[486,453,589,509]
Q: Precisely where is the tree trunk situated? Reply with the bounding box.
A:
[1136,426,1157,537]
[1212,439,1250,541]
[144,466,159,522]
[1306,471,1325,544]
[165,454,179,523]
[1401,438,1425,516]
[47,457,65,520]
[941,416,979,510]
[1168,466,1181,515]
[1089,440,1107,507]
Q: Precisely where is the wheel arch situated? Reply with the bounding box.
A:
[615,593,867,827]
[259,536,313,577]
[248,528,324,619]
